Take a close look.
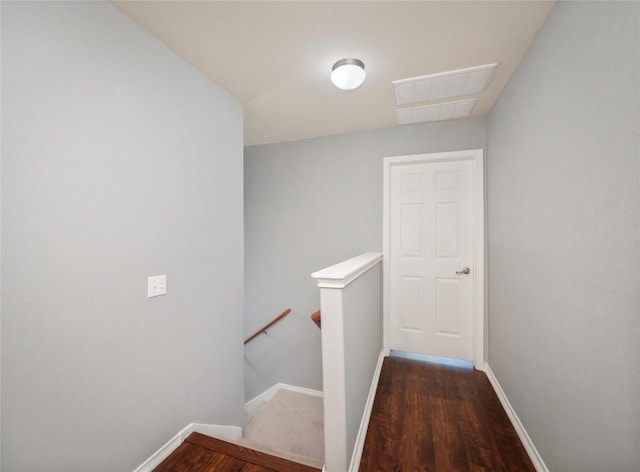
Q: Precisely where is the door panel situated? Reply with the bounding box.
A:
[399,276,424,331]
[436,277,461,335]
[389,159,474,360]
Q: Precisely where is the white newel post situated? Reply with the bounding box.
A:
[311,253,383,472]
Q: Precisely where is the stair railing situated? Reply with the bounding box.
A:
[311,310,321,329]
[244,308,292,345]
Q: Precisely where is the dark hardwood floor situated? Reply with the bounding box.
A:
[359,356,536,472]
[153,432,321,472]
[153,357,534,471]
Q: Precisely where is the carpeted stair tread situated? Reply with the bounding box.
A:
[244,389,324,463]
[245,396,271,418]
[233,436,325,470]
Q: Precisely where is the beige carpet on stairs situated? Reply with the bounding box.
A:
[238,388,325,469]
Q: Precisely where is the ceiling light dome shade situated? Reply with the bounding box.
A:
[331,58,366,91]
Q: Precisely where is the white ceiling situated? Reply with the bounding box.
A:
[113,1,554,146]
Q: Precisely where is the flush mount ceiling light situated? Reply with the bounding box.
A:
[331,58,366,91]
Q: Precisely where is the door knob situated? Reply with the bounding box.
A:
[456,267,471,275]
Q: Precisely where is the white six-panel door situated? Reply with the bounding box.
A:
[389,157,475,361]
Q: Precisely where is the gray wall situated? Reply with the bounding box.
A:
[487,2,639,471]
[1,2,244,471]
[244,118,486,400]
[343,263,381,465]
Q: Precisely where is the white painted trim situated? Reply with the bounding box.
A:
[472,150,486,370]
[191,423,243,441]
[245,383,282,412]
[348,350,385,472]
[319,288,348,472]
[382,149,485,369]
[311,252,382,289]
[132,423,242,472]
[484,365,549,472]
[278,383,324,398]
[133,427,185,472]
[245,382,324,414]
[0,3,3,468]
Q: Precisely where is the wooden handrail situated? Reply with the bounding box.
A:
[244,308,292,345]
[311,310,321,329]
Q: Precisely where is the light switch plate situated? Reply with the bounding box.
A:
[148,275,167,298]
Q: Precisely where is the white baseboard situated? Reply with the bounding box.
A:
[132,422,242,472]
[133,426,187,472]
[484,365,549,472]
[348,350,385,472]
[191,423,243,440]
[245,382,324,413]
[134,383,324,472]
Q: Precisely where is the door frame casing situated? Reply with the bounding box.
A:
[382,149,485,370]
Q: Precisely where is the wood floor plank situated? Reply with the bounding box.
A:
[456,370,505,471]
[402,369,434,469]
[153,442,244,472]
[186,432,321,472]
[153,432,321,472]
[432,397,469,471]
[457,399,502,471]
[360,356,536,472]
